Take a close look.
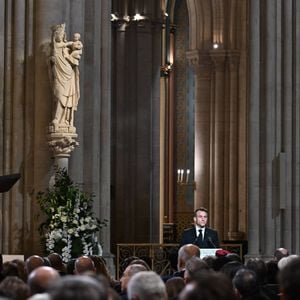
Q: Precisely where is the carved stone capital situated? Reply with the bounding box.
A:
[48,132,79,157]
[186,49,212,79]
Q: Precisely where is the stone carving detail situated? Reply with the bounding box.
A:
[47,23,82,158]
[48,135,79,157]
[48,23,82,132]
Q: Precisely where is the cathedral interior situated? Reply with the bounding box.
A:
[0,0,300,269]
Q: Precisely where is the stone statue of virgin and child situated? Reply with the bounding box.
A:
[48,23,83,133]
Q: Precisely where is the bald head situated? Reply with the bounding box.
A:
[25,255,45,275]
[27,266,60,295]
[274,248,289,262]
[74,256,96,275]
[177,244,200,271]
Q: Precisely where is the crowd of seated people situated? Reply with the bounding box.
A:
[0,246,298,300]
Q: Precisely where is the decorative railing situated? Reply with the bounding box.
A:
[116,243,242,279]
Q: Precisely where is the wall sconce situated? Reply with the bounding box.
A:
[133,13,145,21]
[161,63,173,76]
[111,13,119,21]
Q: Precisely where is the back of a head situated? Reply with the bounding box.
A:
[25,255,45,275]
[245,258,267,285]
[48,275,108,300]
[127,271,167,300]
[27,266,60,296]
[0,276,29,300]
[177,244,200,271]
[180,270,237,300]
[274,247,289,262]
[166,277,185,299]
[279,256,300,300]
[184,257,209,283]
[278,255,299,270]
[75,256,96,275]
[129,258,151,271]
[47,253,65,273]
[220,261,243,280]
[232,268,259,297]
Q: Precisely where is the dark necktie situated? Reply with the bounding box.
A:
[199,229,203,241]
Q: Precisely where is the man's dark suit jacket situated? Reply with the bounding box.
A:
[180,227,220,248]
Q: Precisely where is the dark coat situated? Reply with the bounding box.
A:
[180,227,220,248]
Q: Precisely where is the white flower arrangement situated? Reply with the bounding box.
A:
[37,169,107,262]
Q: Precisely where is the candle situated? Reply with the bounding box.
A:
[180,169,184,182]
[177,169,180,182]
[186,169,190,183]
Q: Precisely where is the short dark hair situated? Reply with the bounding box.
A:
[184,270,237,300]
[194,207,208,216]
[232,268,259,297]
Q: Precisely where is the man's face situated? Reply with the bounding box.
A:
[194,210,208,227]
[120,265,131,292]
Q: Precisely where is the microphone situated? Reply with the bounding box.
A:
[208,237,217,248]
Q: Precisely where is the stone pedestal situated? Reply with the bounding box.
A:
[47,125,79,171]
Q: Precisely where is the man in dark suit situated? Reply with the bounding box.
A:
[180,207,220,248]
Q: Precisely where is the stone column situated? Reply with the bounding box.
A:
[186,50,212,210]
[227,51,243,240]
[210,50,226,231]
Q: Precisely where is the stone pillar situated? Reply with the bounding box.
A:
[248,0,262,256]
[227,51,243,240]
[186,50,212,210]
[210,50,226,231]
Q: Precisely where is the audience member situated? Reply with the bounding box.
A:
[184,256,209,284]
[220,261,243,280]
[48,275,108,300]
[12,259,26,282]
[129,259,151,271]
[47,253,66,275]
[232,268,269,300]
[202,255,216,269]
[127,271,167,300]
[274,248,289,262]
[74,256,96,275]
[0,276,29,300]
[177,244,200,273]
[165,277,185,300]
[120,264,148,299]
[277,254,299,270]
[89,255,116,287]
[226,253,242,263]
[66,258,76,275]
[2,261,20,278]
[179,270,237,300]
[245,258,267,286]
[27,266,60,296]
[261,260,279,300]
[25,256,44,277]
[279,256,300,300]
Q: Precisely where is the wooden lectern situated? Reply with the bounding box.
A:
[0,173,20,193]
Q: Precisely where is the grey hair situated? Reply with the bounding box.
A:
[127,271,167,300]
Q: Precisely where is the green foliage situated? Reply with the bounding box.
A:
[37,168,107,261]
